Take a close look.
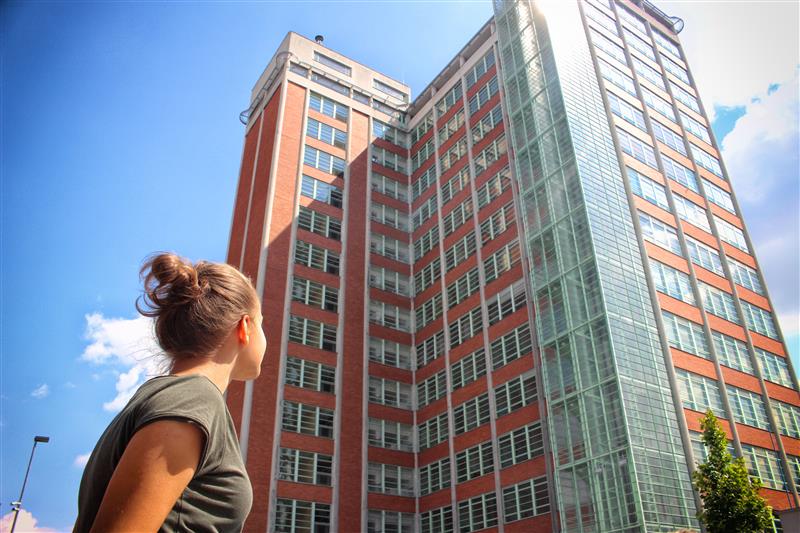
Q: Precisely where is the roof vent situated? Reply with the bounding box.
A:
[315,35,324,45]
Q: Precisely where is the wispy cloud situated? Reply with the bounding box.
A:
[80,313,166,412]
[30,384,49,399]
[74,453,91,468]
[0,510,59,532]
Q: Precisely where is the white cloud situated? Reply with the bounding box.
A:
[30,384,49,399]
[0,510,59,532]
[721,71,799,203]
[74,453,91,468]
[663,1,799,120]
[81,313,166,412]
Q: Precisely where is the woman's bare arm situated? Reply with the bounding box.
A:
[89,419,204,533]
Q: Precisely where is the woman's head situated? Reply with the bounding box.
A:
[136,253,262,366]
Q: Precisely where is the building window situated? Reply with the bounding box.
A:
[607,91,646,131]
[313,51,351,76]
[304,145,346,175]
[309,92,349,122]
[438,109,466,146]
[623,28,655,60]
[419,457,451,495]
[628,167,669,209]
[714,216,749,252]
[448,306,483,348]
[711,331,753,374]
[471,104,503,143]
[414,257,441,295]
[420,506,453,533]
[284,356,336,393]
[371,202,409,231]
[652,119,687,156]
[468,75,499,115]
[457,492,498,533]
[465,49,495,89]
[662,152,701,191]
[599,59,636,96]
[368,337,412,369]
[298,206,341,240]
[413,225,439,261]
[416,330,445,368]
[633,57,666,90]
[291,277,338,312]
[370,233,410,263]
[653,29,682,58]
[642,86,676,121]
[416,293,443,332]
[435,81,463,116]
[703,179,735,214]
[484,239,521,283]
[294,241,339,275]
[368,418,414,451]
[440,137,468,172]
[480,202,514,244]
[418,412,449,450]
[498,422,544,468]
[412,194,438,231]
[447,267,480,309]
[728,257,764,295]
[369,300,411,332]
[650,259,695,304]
[441,165,471,205]
[456,440,494,483]
[503,476,550,522]
[281,400,335,438]
[486,279,527,325]
[444,231,477,271]
[373,79,407,102]
[591,28,626,63]
[411,139,435,173]
[662,311,710,358]
[366,510,414,533]
[373,119,408,147]
[686,235,723,275]
[757,349,793,388]
[288,315,337,351]
[476,166,511,209]
[495,373,537,417]
[771,400,800,439]
[306,117,346,149]
[672,83,701,113]
[585,2,619,36]
[301,175,343,208]
[742,444,786,491]
[278,447,333,485]
[417,369,447,407]
[698,282,739,324]
[673,194,710,232]
[741,301,779,339]
[371,172,409,202]
[676,369,725,415]
[368,376,412,409]
[412,165,437,201]
[451,348,487,390]
[473,134,507,176]
[681,112,711,143]
[491,324,533,370]
[453,393,491,435]
[369,266,411,297]
[616,127,657,168]
[372,145,407,174]
[367,462,415,496]
[274,499,331,533]
[411,112,433,145]
[727,385,771,431]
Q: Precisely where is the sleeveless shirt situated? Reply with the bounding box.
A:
[74,375,252,532]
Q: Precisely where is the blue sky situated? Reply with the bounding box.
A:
[1,1,797,530]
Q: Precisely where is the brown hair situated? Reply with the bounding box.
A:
[136,252,260,360]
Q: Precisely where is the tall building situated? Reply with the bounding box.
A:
[225,1,800,531]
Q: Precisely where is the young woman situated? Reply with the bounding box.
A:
[74,253,266,532]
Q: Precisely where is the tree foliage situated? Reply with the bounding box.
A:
[692,410,774,533]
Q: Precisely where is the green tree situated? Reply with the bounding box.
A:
[693,410,774,532]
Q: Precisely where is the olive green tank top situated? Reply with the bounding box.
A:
[74,375,252,532]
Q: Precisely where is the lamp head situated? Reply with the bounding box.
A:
[34,436,49,443]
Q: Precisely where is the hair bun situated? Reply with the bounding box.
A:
[137,253,205,317]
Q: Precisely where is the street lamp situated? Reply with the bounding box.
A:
[10,435,49,533]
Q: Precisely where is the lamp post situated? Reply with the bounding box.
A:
[9,435,49,533]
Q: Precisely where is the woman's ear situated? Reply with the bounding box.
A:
[238,316,251,345]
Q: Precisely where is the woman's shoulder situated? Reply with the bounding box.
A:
[132,375,227,432]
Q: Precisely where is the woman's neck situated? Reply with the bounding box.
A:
[171,358,232,394]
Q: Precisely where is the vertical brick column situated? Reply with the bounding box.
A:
[337,109,370,532]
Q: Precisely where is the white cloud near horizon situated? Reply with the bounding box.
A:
[80,313,166,412]
[663,1,799,121]
[0,510,59,532]
[30,384,49,399]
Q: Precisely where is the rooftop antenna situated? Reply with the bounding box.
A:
[315,35,324,45]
